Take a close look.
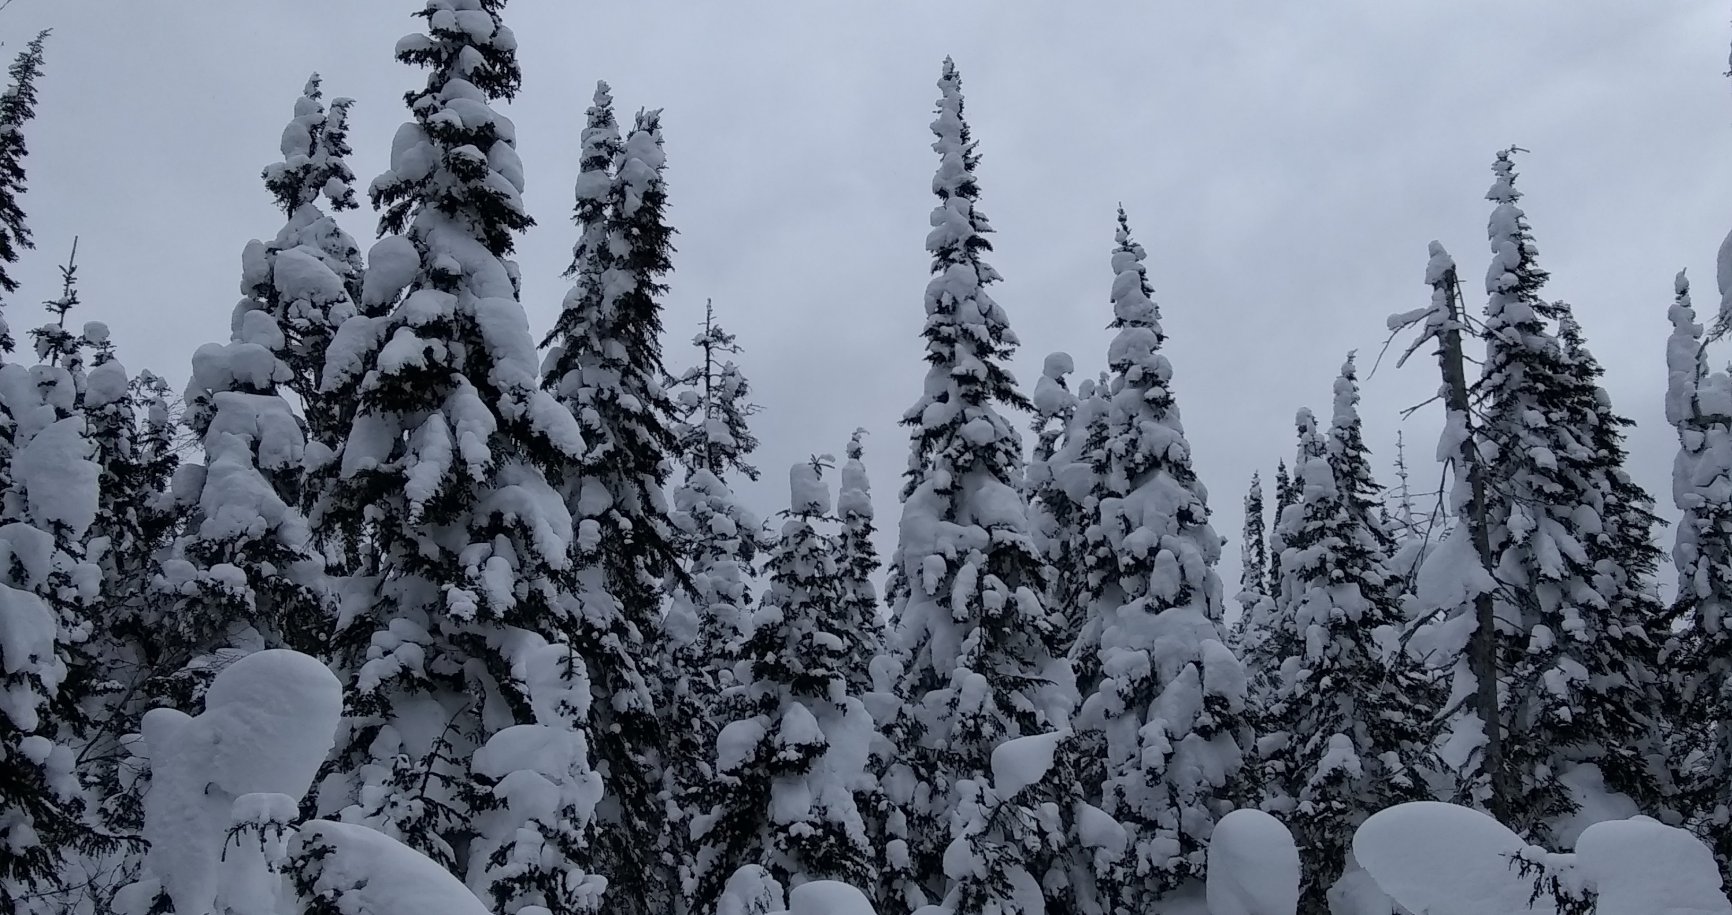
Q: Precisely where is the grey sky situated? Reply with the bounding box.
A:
[3,1,1726,603]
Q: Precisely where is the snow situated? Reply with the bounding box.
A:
[292,820,495,915]
[1575,817,1731,915]
[786,881,878,915]
[14,415,98,537]
[1206,809,1299,915]
[134,649,342,915]
[990,731,1063,797]
[1353,802,1551,915]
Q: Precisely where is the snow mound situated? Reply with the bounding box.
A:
[786,881,877,915]
[1354,802,1549,915]
[291,819,495,915]
[991,731,1063,797]
[1576,817,1731,915]
[1206,809,1299,915]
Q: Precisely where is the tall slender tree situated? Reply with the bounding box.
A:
[835,429,883,696]
[1070,208,1247,909]
[539,84,684,912]
[0,30,47,349]
[1665,269,1732,867]
[1261,361,1435,913]
[1473,150,1669,841]
[313,7,603,914]
[662,302,764,896]
[883,58,1070,915]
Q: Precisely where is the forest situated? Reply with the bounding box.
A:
[0,2,1727,915]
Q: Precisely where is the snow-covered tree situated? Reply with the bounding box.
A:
[687,460,876,911]
[0,30,47,347]
[1666,268,1732,868]
[1069,208,1248,909]
[1268,460,1296,591]
[1027,352,1093,647]
[1259,360,1436,913]
[882,58,1070,915]
[1234,472,1269,623]
[1473,150,1670,841]
[835,430,882,696]
[313,7,603,914]
[0,348,103,910]
[538,82,682,913]
[662,302,764,891]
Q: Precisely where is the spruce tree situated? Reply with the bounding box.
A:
[0,319,104,909]
[539,84,683,913]
[687,460,876,911]
[1067,209,1247,909]
[882,58,1070,915]
[1474,150,1669,841]
[314,6,603,914]
[1261,361,1435,913]
[1665,269,1732,867]
[662,302,764,894]
[1234,472,1269,623]
[835,429,882,696]
[0,30,48,348]
[1268,460,1296,589]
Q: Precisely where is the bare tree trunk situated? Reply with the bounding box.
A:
[1435,265,1507,820]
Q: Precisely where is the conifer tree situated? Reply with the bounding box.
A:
[313,7,604,914]
[662,302,764,890]
[1268,460,1296,589]
[1665,269,1732,867]
[835,429,882,696]
[0,30,48,349]
[1070,208,1248,908]
[883,58,1070,915]
[1261,362,1435,913]
[687,460,876,911]
[1235,472,1269,621]
[539,83,683,913]
[1474,150,1670,840]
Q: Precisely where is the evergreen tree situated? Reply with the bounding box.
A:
[1268,460,1296,589]
[662,302,764,897]
[539,83,683,913]
[835,429,882,696]
[1234,472,1269,622]
[882,58,1070,915]
[1260,361,1435,913]
[0,30,48,349]
[687,460,876,911]
[1069,208,1248,909]
[1474,150,1670,841]
[313,6,603,914]
[0,316,104,909]
[1665,269,1732,867]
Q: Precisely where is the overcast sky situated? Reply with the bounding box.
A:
[3,1,1727,604]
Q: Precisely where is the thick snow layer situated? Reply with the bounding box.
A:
[1575,817,1731,915]
[15,416,98,537]
[292,820,494,915]
[786,881,877,915]
[719,864,786,915]
[1205,809,1299,915]
[138,649,342,915]
[990,731,1063,798]
[1354,802,1550,915]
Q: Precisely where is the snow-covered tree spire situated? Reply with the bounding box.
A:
[1471,149,1670,841]
[1236,472,1268,619]
[1071,209,1248,909]
[539,92,684,915]
[314,7,604,913]
[835,429,882,695]
[1667,268,1732,869]
[884,58,1069,915]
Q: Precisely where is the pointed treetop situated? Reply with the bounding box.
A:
[1486,146,1527,204]
[263,72,358,215]
[1666,269,1703,428]
[1330,352,1360,435]
[398,0,522,102]
[1108,206,1160,336]
[847,427,867,461]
